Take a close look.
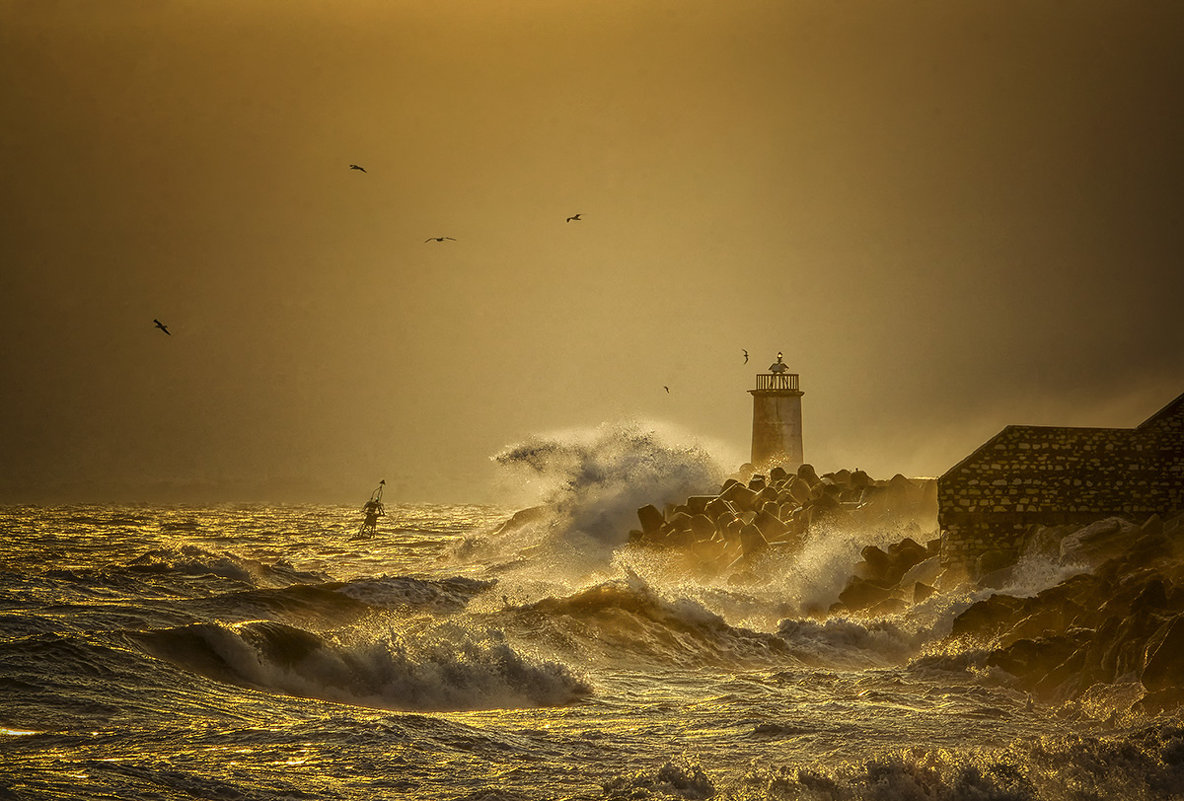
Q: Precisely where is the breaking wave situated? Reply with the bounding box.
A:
[125,545,328,587]
[133,619,590,712]
[508,572,796,667]
[492,421,725,551]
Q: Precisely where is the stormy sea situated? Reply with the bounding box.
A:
[3,426,1183,800]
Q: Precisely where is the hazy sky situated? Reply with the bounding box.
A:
[3,1,1182,504]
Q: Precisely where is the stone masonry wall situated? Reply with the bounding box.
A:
[938,392,1184,571]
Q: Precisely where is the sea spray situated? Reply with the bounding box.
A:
[475,421,726,584]
[135,618,591,712]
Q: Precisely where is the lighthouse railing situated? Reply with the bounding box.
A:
[754,373,799,391]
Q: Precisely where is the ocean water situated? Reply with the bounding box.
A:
[3,426,1184,800]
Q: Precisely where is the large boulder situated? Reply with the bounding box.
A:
[704,497,737,521]
[637,504,665,536]
[1059,517,1141,566]
[913,582,936,604]
[950,594,1026,640]
[720,482,759,513]
[1141,614,1184,692]
[837,576,895,612]
[753,509,790,542]
[786,477,812,505]
[899,555,942,589]
[738,524,768,556]
[987,634,1083,690]
[689,514,717,540]
[796,463,820,487]
[855,545,893,582]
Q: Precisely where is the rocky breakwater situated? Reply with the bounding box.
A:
[629,464,938,575]
[828,534,944,617]
[946,512,1184,712]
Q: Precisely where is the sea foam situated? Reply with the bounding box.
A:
[135,619,590,712]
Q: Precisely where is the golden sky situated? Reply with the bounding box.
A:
[2,0,1182,503]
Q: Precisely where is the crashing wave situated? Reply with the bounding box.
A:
[489,421,726,557]
[132,619,590,712]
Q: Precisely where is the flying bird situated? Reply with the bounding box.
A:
[743,349,749,364]
[349,164,366,172]
[664,386,670,393]
[566,213,582,222]
[153,319,171,336]
[425,236,456,243]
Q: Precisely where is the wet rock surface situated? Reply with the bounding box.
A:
[629,464,938,574]
[622,466,1184,711]
[944,512,1184,711]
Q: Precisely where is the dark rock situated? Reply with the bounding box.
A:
[1107,613,1162,680]
[637,504,665,536]
[753,509,790,542]
[1059,517,1140,566]
[720,482,759,512]
[684,496,714,515]
[769,466,789,483]
[950,594,1026,640]
[1032,643,1088,700]
[704,497,737,521]
[987,635,1081,690]
[754,485,781,507]
[787,478,812,505]
[1131,578,1170,616]
[1001,607,1075,647]
[913,582,936,604]
[689,514,717,540]
[838,576,895,611]
[796,463,819,487]
[1077,616,1121,690]
[1142,614,1184,692]
[739,524,768,556]
[975,548,1017,578]
[1140,686,1184,715]
[858,546,892,579]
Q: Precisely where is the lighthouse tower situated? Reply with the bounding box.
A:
[749,352,804,470]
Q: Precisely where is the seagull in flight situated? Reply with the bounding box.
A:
[425,236,456,243]
[566,213,582,222]
[153,319,171,336]
[664,385,670,393]
[743,349,749,364]
[349,164,366,173]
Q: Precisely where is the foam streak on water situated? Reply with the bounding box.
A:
[1,502,1182,800]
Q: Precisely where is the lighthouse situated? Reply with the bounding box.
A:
[749,352,804,470]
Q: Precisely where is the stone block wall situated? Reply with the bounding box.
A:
[938,392,1184,571]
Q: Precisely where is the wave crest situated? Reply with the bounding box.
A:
[493,421,725,553]
[133,619,590,712]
